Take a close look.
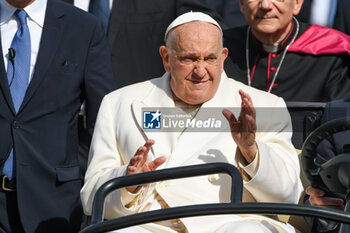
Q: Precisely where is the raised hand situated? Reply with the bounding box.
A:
[126,139,166,192]
[222,89,257,163]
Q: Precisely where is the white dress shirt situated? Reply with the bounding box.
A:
[0,0,47,82]
[310,0,335,27]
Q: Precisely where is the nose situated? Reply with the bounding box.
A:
[193,61,207,78]
[260,0,273,10]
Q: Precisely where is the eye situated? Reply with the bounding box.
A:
[180,57,196,64]
[205,57,217,64]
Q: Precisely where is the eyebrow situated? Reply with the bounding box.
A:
[177,52,217,58]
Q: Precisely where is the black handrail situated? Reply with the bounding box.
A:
[80,162,350,233]
[89,163,243,225]
[80,202,350,233]
[286,101,326,109]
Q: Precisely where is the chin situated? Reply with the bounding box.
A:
[187,95,212,105]
[255,23,279,35]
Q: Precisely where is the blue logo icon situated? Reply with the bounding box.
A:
[143,110,161,129]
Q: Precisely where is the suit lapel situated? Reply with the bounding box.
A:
[132,73,174,129]
[19,0,65,112]
[0,38,16,114]
[131,73,176,160]
[107,0,122,46]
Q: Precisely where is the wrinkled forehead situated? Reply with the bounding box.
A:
[171,22,223,52]
[166,21,222,49]
[174,21,222,38]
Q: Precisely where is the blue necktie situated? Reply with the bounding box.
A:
[328,0,338,27]
[3,9,31,180]
[89,0,110,32]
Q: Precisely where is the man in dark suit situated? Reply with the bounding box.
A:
[64,0,224,89]
[304,97,350,232]
[0,0,117,232]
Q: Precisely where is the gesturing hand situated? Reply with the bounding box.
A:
[126,139,166,193]
[222,89,257,163]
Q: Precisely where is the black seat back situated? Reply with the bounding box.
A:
[286,101,326,149]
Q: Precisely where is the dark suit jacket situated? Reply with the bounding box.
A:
[63,0,223,89]
[205,0,246,28]
[333,0,350,35]
[0,1,117,232]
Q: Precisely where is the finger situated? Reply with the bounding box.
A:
[239,90,251,105]
[222,109,241,134]
[322,197,345,206]
[147,156,167,171]
[139,139,155,164]
[239,90,255,118]
[128,140,155,174]
[237,107,256,134]
[143,139,155,156]
[239,89,253,101]
[137,147,148,166]
[309,194,344,206]
[134,145,145,156]
[134,139,154,156]
[127,156,141,174]
[243,114,257,132]
[305,186,325,197]
[134,140,155,166]
[310,199,345,210]
[239,90,254,108]
[222,109,239,127]
[144,139,155,149]
[321,204,345,211]
[128,154,139,166]
[130,146,145,168]
[127,165,137,174]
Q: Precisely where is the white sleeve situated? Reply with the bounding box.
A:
[241,97,303,204]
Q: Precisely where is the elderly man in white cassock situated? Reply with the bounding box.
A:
[81,12,303,233]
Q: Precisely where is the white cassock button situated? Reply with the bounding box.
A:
[208,174,219,183]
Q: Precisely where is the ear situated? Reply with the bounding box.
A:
[222,47,228,60]
[221,48,229,72]
[238,0,246,14]
[159,45,171,72]
[293,0,304,16]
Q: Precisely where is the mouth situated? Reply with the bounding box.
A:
[186,78,210,84]
[257,15,277,20]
